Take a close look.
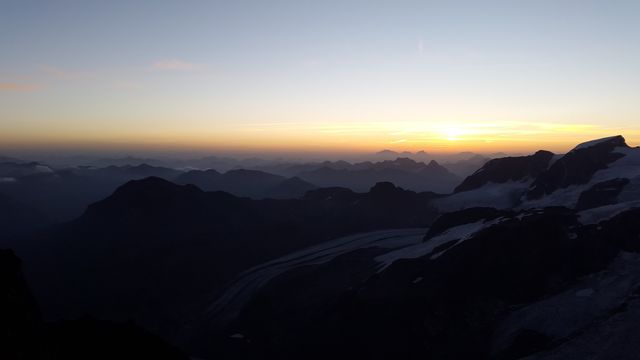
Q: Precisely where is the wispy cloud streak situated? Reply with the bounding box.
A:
[0,82,42,92]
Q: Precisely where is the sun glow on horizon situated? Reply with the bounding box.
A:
[1,118,638,156]
[439,126,465,141]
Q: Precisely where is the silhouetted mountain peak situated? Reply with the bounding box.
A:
[527,136,629,199]
[84,177,205,219]
[569,135,628,152]
[118,176,203,198]
[369,181,401,194]
[455,150,554,193]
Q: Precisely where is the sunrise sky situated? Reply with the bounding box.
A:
[1,0,639,156]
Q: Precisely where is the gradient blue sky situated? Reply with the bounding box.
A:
[1,0,639,155]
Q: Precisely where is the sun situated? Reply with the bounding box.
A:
[442,126,463,141]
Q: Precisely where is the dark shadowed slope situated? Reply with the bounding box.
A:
[0,193,46,243]
[0,249,188,360]
[16,177,440,343]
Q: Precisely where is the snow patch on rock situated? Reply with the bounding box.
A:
[375,218,505,270]
[434,181,530,212]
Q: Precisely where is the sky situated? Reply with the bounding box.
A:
[1,0,639,156]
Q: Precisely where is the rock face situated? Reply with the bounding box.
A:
[454,150,554,193]
[574,178,630,210]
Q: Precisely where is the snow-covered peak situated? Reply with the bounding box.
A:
[571,135,627,151]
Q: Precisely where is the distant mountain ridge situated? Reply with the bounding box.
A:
[1,156,468,232]
[295,157,460,193]
[174,168,317,199]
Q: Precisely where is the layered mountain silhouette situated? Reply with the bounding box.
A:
[0,163,184,227]
[0,157,460,234]
[441,154,490,177]
[295,158,459,193]
[5,135,640,359]
[174,169,317,199]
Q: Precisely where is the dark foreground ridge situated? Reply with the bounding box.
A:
[0,249,188,360]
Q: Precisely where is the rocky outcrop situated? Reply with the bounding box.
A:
[455,151,554,193]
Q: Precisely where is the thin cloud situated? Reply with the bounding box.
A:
[0,82,42,92]
[151,59,200,71]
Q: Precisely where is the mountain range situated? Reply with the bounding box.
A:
[190,135,640,359]
[3,135,640,359]
[0,157,463,229]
